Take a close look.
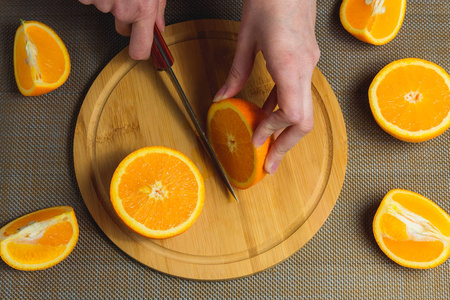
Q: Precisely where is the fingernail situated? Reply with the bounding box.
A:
[213,85,228,102]
[269,162,280,174]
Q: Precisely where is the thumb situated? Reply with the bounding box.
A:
[213,34,255,102]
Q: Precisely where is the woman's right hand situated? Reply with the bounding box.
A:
[79,0,167,60]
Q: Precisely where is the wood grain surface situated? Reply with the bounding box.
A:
[73,19,348,281]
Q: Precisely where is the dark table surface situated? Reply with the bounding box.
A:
[1,0,449,299]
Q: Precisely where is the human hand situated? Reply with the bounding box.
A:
[79,0,166,60]
[213,0,320,174]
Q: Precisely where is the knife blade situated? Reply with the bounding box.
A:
[150,25,239,202]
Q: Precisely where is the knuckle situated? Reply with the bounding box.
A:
[299,117,314,134]
[263,122,277,135]
[273,145,288,158]
[313,47,321,63]
[229,65,242,80]
[310,44,321,64]
[286,111,303,125]
[111,3,127,20]
[95,4,110,13]
[259,117,278,136]
[137,0,158,18]
[270,112,287,128]
[112,0,157,22]
[302,47,321,69]
[286,110,314,134]
[93,0,115,13]
[280,107,301,124]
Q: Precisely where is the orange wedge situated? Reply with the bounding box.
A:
[110,146,205,239]
[207,98,272,189]
[373,189,450,269]
[369,58,450,142]
[14,20,70,96]
[0,206,79,271]
[340,0,406,45]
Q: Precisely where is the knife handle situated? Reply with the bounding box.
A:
[151,25,174,70]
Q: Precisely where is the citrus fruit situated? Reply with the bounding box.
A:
[207,98,272,189]
[14,20,71,96]
[0,206,79,271]
[110,146,205,239]
[373,189,450,269]
[369,58,450,142]
[340,0,406,45]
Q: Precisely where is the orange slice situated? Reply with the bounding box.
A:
[14,20,70,96]
[373,189,450,269]
[369,58,450,142]
[207,98,272,189]
[340,0,406,45]
[0,206,79,271]
[110,146,205,239]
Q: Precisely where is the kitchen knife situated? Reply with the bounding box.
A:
[150,25,239,202]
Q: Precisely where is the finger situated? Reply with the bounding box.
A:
[129,17,156,60]
[262,85,278,115]
[92,0,114,13]
[213,32,256,102]
[156,0,167,32]
[265,81,314,174]
[253,74,301,148]
[252,109,291,148]
[78,0,93,5]
[264,124,309,174]
[115,19,131,36]
[274,128,284,140]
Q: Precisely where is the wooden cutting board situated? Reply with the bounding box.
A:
[73,19,347,281]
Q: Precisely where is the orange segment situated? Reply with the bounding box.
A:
[5,243,68,265]
[340,0,406,45]
[14,20,70,96]
[110,146,205,239]
[369,58,450,142]
[373,189,450,268]
[0,206,79,270]
[1,207,68,239]
[207,98,272,189]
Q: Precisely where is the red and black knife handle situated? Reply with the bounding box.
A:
[151,25,174,70]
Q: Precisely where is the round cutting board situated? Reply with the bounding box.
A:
[74,20,347,281]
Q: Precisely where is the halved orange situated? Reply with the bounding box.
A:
[0,206,79,271]
[369,58,450,142]
[14,20,70,96]
[373,189,450,269]
[110,146,205,239]
[340,0,406,45]
[207,98,272,189]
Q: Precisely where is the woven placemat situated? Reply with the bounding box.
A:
[1,0,449,298]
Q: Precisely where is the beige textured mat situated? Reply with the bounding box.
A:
[0,0,449,298]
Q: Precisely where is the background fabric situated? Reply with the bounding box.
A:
[1,0,449,298]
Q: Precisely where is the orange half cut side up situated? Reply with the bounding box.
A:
[110,146,205,239]
[369,58,450,142]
